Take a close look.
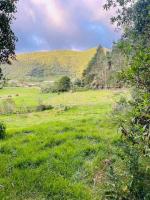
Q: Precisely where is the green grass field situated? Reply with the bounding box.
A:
[0,88,127,200]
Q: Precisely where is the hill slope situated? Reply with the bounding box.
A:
[2,48,101,81]
[2,47,110,81]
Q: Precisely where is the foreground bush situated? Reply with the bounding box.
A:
[103,0,150,199]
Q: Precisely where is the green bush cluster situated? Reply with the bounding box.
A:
[54,76,71,92]
[41,76,71,93]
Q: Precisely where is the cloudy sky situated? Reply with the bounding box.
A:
[13,0,121,53]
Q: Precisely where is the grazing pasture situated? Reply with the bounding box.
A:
[0,88,127,200]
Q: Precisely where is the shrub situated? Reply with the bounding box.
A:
[0,122,6,139]
[55,76,71,92]
[71,78,84,91]
[36,104,53,112]
[73,78,83,87]
[41,83,57,93]
[54,104,70,112]
[0,98,16,114]
[41,76,71,93]
[0,80,5,89]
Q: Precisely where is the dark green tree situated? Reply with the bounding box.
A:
[0,0,18,64]
[83,44,125,89]
[82,45,109,88]
[0,68,3,80]
[55,76,71,92]
[0,0,18,139]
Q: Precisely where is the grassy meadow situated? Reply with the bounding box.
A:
[0,87,127,199]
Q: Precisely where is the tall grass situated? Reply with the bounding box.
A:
[0,88,127,199]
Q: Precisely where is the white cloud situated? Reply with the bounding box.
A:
[13,0,120,52]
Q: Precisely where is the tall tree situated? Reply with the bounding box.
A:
[82,45,109,88]
[0,0,18,137]
[0,0,18,65]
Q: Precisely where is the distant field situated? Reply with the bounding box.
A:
[0,87,123,108]
[0,88,127,199]
[2,48,101,81]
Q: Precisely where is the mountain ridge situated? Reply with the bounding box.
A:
[2,47,109,81]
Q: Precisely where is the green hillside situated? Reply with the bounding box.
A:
[2,48,104,81]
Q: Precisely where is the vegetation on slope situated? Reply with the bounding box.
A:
[2,48,99,81]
